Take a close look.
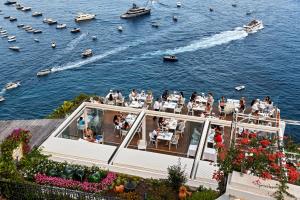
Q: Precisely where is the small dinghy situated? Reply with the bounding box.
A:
[117,25,123,32]
[209,8,214,12]
[34,38,39,42]
[17,24,24,28]
[176,1,181,7]
[51,42,56,48]
[9,46,20,51]
[0,96,5,102]
[5,81,20,90]
[92,36,97,40]
[82,49,93,58]
[163,55,178,62]
[37,68,51,76]
[21,7,31,12]
[173,16,178,21]
[9,17,17,21]
[235,85,245,91]
[70,28,80,33]
[56,23,66,29]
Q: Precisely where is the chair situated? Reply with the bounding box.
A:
[174,105,183,114]
[170,134,180,149]
[148,132,156,145]
[121,130,128,139]
[176,122,185,137]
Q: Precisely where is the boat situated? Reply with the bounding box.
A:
[117,26,123,32]
[244,19,263,33]
[8,36,16,40]
[33,30,42,34]
[4,16,10,19]
[17,24,24,28]
[173,16,178,21]
[75,13,95,22]
[32,12,43,17]
[70,28,80,33]
[151,22,159,28]
[43,18,57,25]
[176,1,181,7]
[9,46,20,51]
[9,17,17,21]
[0,96,5,102]
[1,34,8,38]
[163,55,178,62]
[21,7,31,12]
[120,3,151,19]
[56,24,67,29]
[209,8,214,12]
[232,4,237,7]
[246,11,252,15]
[8,38,16,42]
[81,49,93,58]
[0,30,7,33]
[5,81,20,90]
[51,42,56,48]
[37,69,51,76]
[15,4,23,10]
[4,0,16,5]
[92,36,97,40]
[235,85,245,91]
[34,38,39,42]
[22,25,31,29]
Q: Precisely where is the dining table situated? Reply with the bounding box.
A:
[156,131,174,150]
[163,101,177,111]
[129,101,144,108]
[164,118,178,130]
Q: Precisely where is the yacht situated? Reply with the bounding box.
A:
[117,26,123,32]
[32,12,43,17]
[235,85,245,91]
[75,13,95,22]
[176,2,181,7]
[163,55,178,62]
[81,49,93,58]
[51,42,56,48]
[120,3,151,19]
[244,20,263,33]
[37,69,51,76]
[21,7,31,11]
[9,46,20,51]
[70,28,80,33]
[8,36,16,40]
[56,24,67,29]
[0,96,5,102]
[5,81,20,90]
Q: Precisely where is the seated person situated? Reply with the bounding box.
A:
[190,92,197,101]
[207,92,214,106]
[251,99,259,113]
[108,93,114,102]
[131,89,137,100]
[84,128,95,142]
[162,90,169,101]
[153,98,160,111]
[187,100,194,110]
[146,91,153,104]
[122,121,130,130]
[219,96,226,110]
[113,115,120,126]
[116,90,123,100]
[78,117,85,126]
[150,128,159,141]
[158,117,165,127]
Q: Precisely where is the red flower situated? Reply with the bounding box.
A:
[270,163,280,171]
[268,154,276,162]
[249,133,257,138]
[214,134,222,143]
[260,139,271,147]
[237,152,245,160]
[215,142,225,149]
[288,168,299,183]
[275,151,285,158]
[241,138,250,145]
[261,171,272,179]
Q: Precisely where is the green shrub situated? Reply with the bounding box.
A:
[167,159,187,190]
[188,189,219,200]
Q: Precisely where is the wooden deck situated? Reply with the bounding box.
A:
[0,119,64,148]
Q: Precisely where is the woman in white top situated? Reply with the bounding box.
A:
[153,98,160,111]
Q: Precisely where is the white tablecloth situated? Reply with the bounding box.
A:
[129,101,144,108]
[203,147,217,162]
[163,102,177,110]
[156,132,173,150]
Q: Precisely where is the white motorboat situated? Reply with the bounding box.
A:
[17,24,24,28]
[33,30,42,34]
[0,30,7,33]
[235,85,245,91]
[0,96,5,102]
[92,36,97,40]
[176,2,181,7]
[244,20,263,33]
[32,12,42,17]
[43,18,57,25]
[8,38,16,42]
[5,81,20,90]
[117,26,123,32]
[34,38,39,42]
[9,46,20,51]
[121,3,151,19]
[163,55,178,62]
[75,13,95,22]
[8,36,16,40]
[51,42,56,48]
[9,17,17,21]
[81,49,93,58]
[173,15,178,21]
[1,34,8,38]
[21,7,31,11]
[56,24,66,29]
[70,28,80,33]
[37,69,51,76]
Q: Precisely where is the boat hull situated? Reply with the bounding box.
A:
[120,9,151,19]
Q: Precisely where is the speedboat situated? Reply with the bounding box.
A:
[120,3,151,19]
[33,30,42,34]
[21,7,31,12]
[9,17,17,21]
[1,34,8,38]
[56,24,67,29]
[17,24,24,28]
[5,81,20,90]
[37,68,51,76]
[75,13,95,22]
[0,96,5,102]
[173,16,178,21]
[22,25,31,29]
[92,36,97,40]
[117,26,123,32]
[244,19,263,33]
[81,49,93,58]
[176,2,181,7]
[7,38,16,42]
[4,0,16,5]
[235,85,245,91]
[51,42,56,48]
[9,46,20,51]
[0,30,7,33]
[43,18,57,25]
[32,12,42,17]
[163,55,178,62]
[70,28,80,33]
[8,36,16,40]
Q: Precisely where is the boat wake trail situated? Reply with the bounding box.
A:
[65,33,87,52]
[51,41,142,72]
[0,88,6,95]
[145,27,248,56]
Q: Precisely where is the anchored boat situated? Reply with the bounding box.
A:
[235,85,245,91]
[163,55,178,62]
[5,81,20,90]
[9,46,20,51]
[56,24,67,29]
[75,13,95,22]
[32,12,43,17]
[70,28,80,33]
[37,69,51,76]
[0,96,5,102]
[121,3,151,19]
[82,49,93,58]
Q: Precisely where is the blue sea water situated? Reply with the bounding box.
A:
[0,0,299,139]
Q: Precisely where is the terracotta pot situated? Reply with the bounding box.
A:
[114,185,124,193]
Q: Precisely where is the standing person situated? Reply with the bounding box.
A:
[239,97,246,112]
[153,98,160,121]
[190,92,197,101]
[207,92,214,106]
[162,90,169,101]
[117,90,123,100]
